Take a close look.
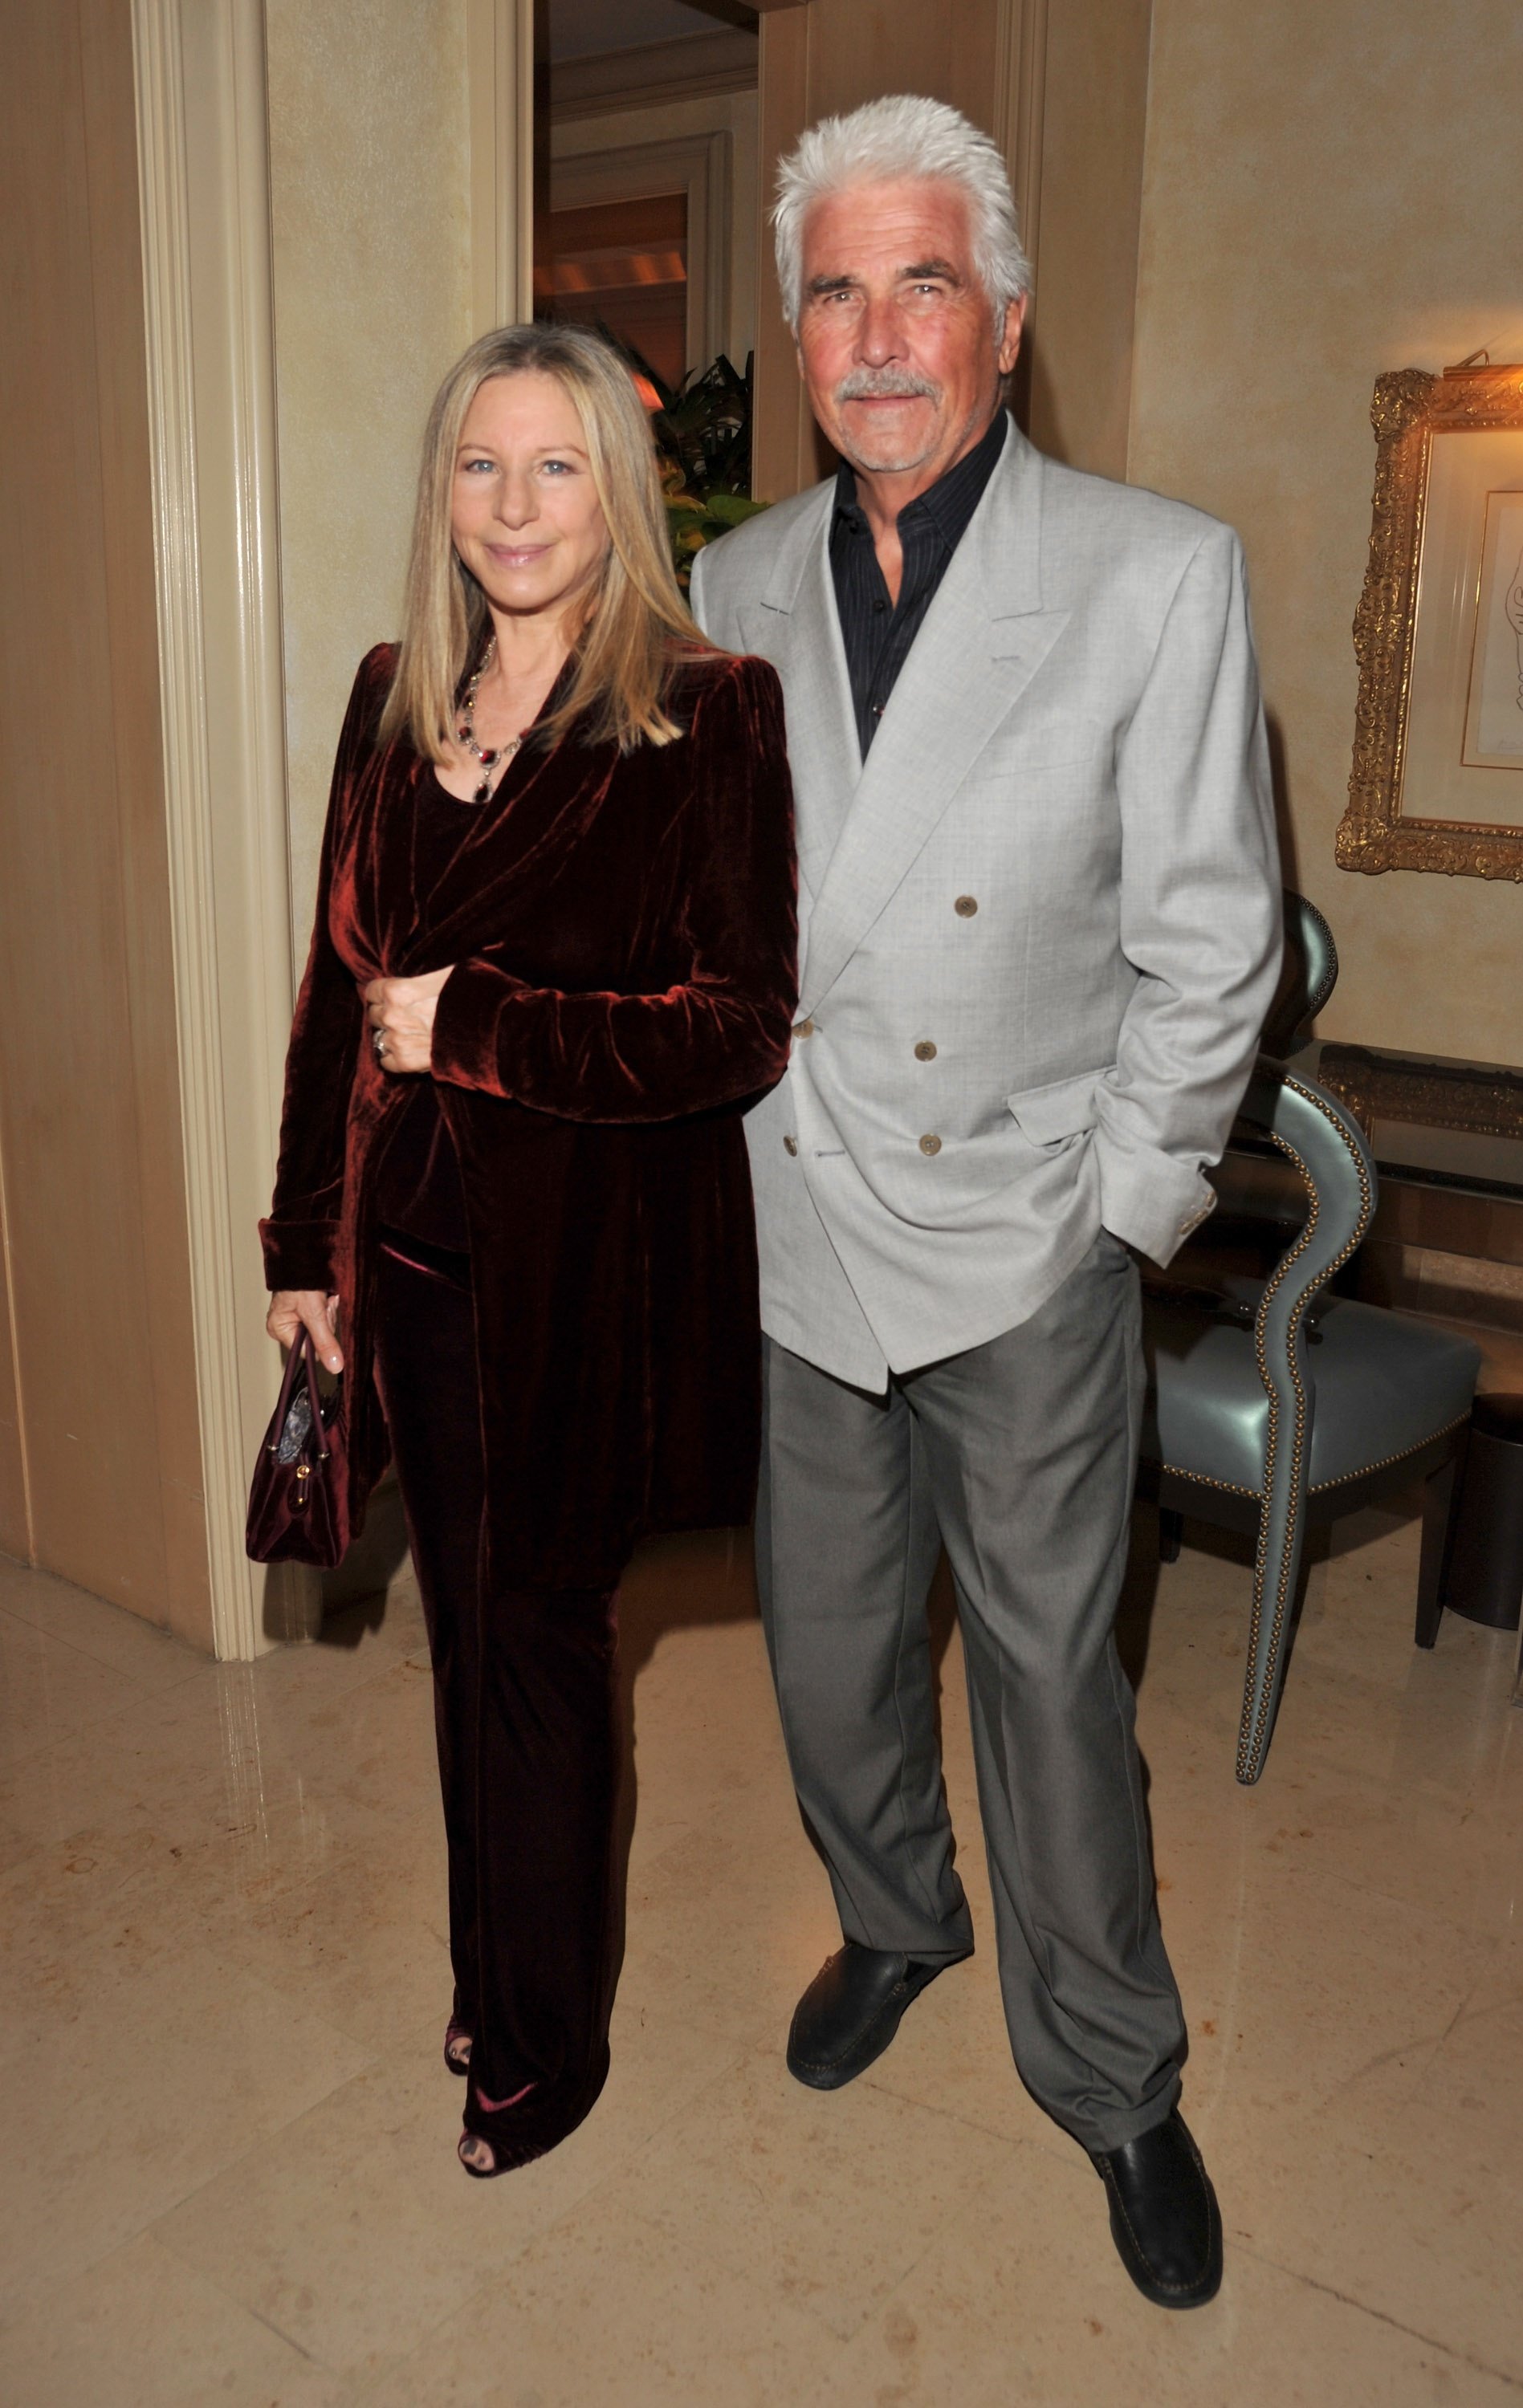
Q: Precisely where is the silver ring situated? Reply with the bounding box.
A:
[373,1029,386,1061]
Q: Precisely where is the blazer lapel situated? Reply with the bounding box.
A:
[798,429,1069,1019]
[737,490,859,900]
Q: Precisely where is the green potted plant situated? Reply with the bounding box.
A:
[615,340,770,586]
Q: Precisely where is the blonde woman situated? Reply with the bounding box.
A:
[263,323,796,2177]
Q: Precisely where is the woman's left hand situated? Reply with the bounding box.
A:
[362,967,454,1074]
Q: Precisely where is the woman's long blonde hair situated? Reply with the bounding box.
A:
[380,321,711,758]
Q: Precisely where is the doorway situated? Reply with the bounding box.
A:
[538,189,690,388]
[541,0,759,401]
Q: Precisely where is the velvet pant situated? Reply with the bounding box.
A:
[373,1235,621,2166]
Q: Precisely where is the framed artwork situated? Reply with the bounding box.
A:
[1338,357,1523,881]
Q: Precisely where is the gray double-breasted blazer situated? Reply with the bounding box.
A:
[689,417,1281,1390]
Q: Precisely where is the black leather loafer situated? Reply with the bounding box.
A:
[1090,2109,1223,2308]
[787,1942,963,2090]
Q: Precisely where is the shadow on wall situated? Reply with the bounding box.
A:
[1264,709,1304,899]
[1012,335,1059,463]
[253,1480,413,1651]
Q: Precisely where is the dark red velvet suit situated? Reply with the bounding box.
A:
[263,641,796,2159]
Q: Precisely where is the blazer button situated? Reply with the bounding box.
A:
[784,1135,798,1156]
[918,1133,942,1156]
[914,1039,938,1061]
[954,894,979,917]
[793,1018,814,1039]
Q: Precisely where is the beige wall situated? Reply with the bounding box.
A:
[1026,0,1152,481]
[266,0,475,950]
[0,0,210,1641]
[1130,0,1523,1063]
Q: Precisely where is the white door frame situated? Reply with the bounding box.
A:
[131,0,532,1658]
[132,0,297,1661]
[469,0,536,333]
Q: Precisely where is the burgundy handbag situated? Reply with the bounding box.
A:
[246,1328,352,1568]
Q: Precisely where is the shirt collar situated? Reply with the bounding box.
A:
[832,406,1008,546]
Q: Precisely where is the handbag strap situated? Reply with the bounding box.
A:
[266,1324,333,1462]
[302,1328,332,1462]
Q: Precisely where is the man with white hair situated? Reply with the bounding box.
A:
[690,94,1280,2310]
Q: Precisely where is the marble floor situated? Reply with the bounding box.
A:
[0,1493,1519,2407]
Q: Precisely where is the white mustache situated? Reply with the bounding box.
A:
[835,369,940,403]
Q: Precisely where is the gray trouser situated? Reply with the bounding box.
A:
[755,1231,1186,2154]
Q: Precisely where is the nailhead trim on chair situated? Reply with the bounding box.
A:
[1236,1075,1374,1782]
[1161,1410,1471,1503]
[1305,913,1338,1026]
[1160,1463,1261,1499]
[1308,1411,1471,1495]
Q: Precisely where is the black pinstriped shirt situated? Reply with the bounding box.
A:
[829,407,1008,759]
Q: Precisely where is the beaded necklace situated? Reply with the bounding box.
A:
[456,637,523,804]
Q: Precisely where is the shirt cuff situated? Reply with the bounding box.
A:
[1094,1138,1217,1268]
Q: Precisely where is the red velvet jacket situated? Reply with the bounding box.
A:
[262,644,797,1585]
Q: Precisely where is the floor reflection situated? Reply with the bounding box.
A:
[0,1496,1518,2404]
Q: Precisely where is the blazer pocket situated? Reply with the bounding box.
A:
[964,750,1097,793]
[964,716,1108,784]
[1005,1067,1106,1148]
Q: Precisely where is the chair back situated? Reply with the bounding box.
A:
[1230,1064,1376,1780]
[1260,891,1338,1060]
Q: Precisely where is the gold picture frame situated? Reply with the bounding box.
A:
[1337,357,1523,881]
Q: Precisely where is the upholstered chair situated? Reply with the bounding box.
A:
[1138,896,1481,1783]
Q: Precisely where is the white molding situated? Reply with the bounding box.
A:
[548,29,755,121]
[469,0,535,331]
[132,0,309,1658]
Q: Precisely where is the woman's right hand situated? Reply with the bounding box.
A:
[266,1289,344,1373]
